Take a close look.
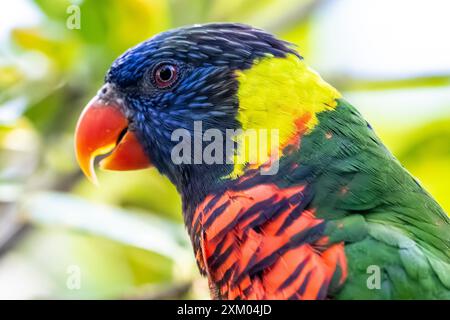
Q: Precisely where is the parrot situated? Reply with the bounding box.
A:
[74,23,450,300]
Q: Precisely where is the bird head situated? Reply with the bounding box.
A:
[75,23,339,197]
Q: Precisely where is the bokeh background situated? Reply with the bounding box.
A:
[0,0,449,299]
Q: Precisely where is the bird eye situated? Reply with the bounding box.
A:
[153,63,178,89]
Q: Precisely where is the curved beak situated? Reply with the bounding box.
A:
[74,88,151,185]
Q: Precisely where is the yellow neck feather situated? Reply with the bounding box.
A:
[236,54,340,137]
[229,54,341,178]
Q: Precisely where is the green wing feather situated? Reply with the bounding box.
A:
[297,99,450,299]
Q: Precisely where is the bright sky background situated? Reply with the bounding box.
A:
[313,0,450,79]
[0,0,41,44]
[310,0,450,127]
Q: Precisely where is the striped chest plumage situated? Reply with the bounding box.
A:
[188,176,348,300]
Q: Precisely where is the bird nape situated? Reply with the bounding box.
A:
[74,23,450,300]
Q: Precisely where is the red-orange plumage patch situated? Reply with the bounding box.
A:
[192,183,348,300]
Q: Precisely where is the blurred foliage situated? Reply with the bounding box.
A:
[0,0,449,299]
[393,120,450,208]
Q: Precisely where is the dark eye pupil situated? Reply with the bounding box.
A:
[153,64,178,88]
[158,66,173,82]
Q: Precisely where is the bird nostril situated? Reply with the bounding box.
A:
[97,83,120,102]
[98,84,112,99]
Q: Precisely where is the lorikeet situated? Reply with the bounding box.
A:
[74,23,450,299]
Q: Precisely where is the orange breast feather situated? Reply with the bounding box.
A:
[191,183,347,300]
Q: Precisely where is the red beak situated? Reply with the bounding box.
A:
[74,92,151,185]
